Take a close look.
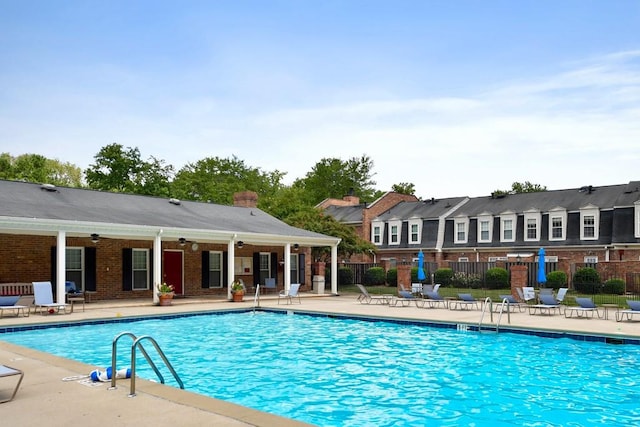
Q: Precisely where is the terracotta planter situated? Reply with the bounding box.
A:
[158,293,174,306]
[232,291,244,302]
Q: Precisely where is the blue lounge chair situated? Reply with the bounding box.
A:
[422,291,449,309]
[449,293,480,310]
[528,294,563,315]
[264,277,277,294]
[497,294,526,313]
[565,297,603,318]
[0,295,30,318]
[390,290,418,307]
[616,300,640,322]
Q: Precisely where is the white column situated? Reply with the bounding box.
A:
[284,243,291,292]
[227,240,235,299]
[56,231,66,304]
[153,232,162,304]
[331,244,338,295]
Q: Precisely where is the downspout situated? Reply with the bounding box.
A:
[153,230,162,305]
[56,231,66,304]
[331,244,339,295]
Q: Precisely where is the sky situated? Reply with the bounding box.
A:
[1,1,639,199]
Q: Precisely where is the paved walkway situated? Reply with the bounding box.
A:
[1,293,639,426]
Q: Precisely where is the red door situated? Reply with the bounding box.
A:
[163,250,183,295]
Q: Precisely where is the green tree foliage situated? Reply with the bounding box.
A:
[284,207,376,262]
[294,155,377,205]
[172,155,284,206]
[0,152,82,186]
[391,182,415,195]
[85,143,173,196]
[493,181,547,196]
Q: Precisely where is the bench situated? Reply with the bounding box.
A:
[0,283,33,296]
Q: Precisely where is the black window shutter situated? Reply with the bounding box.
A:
[299,254,306,285]
[223,252,228,287]
[85,246,97,292]
[50,246,57,293]
[149,249,154,287]
[122,248,132,291]
[202,251,209,288]
[271,252,278,282]
[253,253,260,283]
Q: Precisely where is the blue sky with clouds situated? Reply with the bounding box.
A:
[1,1,639,198]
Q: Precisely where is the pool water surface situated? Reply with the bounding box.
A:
[2,311,640,426]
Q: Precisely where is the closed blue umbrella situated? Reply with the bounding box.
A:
[537,247,547,286]
[417,250,426,282]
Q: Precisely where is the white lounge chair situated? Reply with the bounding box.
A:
[356,284,390,305]
[0,365,24,403]
[616,300,640,322]
[528,293,563,315]
[32,281,70,314]
[449,293,480,310]
[278,283,301,305]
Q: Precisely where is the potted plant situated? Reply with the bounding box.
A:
[231,280,245,302]
[156,282,175,306]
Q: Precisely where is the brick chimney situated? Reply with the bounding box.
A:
[233,191,258,208]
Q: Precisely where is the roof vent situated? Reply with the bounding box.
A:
[168,198,181,205]
[578,185,594,194]
[40,183,57,192]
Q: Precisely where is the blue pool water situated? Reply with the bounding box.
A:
[2,311,640,426]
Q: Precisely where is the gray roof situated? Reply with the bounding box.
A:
[375,197,468,220]
[450,183,640,218]
[0,180,338,245]
[323,204,364,223]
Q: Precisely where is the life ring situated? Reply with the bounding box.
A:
[90,367,131,382]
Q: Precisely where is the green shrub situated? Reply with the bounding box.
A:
[545,270,567,290]
[337,267,353,286]
[386,268,398,286]
[364,267,386,286]
[603,278,625,295]
[451,272,481,288]
[485,267,509,289]
[434,268,454,286]
[572,267,601,294]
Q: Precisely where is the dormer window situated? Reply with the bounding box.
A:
[500,212,516,243]
[454,217,469,244]
[388,219,401,245]
[524,210,541,242]
[477,214,493,243]
[580,205,600,240]
[408,218,421,244]
[371,221,383,245]
[548,208,567,241]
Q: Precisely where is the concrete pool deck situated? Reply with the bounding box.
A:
[1,293,639,426]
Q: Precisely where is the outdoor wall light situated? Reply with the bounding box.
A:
[293,243,299,251]
[90,233,100,243]
[179,237,186,246]
[237,241,244,249]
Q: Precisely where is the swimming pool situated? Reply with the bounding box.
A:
[2,310,640,426]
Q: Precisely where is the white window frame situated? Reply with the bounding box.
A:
[65,247,84,290]
[388,220,401,245]
[454,217,469,244]
[488,256,508,262]
[408,218,421,244]
[584,255,598,264]
[580,206,600,240]
[132,248,150,291]
[477,214,493,243]
[500,212,516,243]
[371,221,383,245]
[458,257,469,262]
[524,210,541,242]
[548,208,567,241]
[208,251,223,289]
[635,200,640,238]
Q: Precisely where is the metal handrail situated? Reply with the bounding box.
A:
[254,284,260,310]
[110,332,183,397]
[478,297,512,333]
[478,297,493,332]
[129,335,183,397]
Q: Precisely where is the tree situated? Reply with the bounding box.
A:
[391,182,415,195]
[0,152,83,186]
[85,144,173,196]
[294,155,378,205]
[284,207,376,262]
[171,155,285,206]
[493,181,547,196]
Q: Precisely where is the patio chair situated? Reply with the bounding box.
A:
[422,291,449,309]
[616,300,640,322]
[65,281,85,313]
[278,283,301,305]
[565,297,603,319]
[356,284,390,305]
[0,365,24,403]
[264,278,277,294]
[528,294,563,315]
[497,294,526,313]
[390,290,418,307]
[32,281,70,314]
[0,295,30,318]
[449,293,480,310]
[521,287,536,303]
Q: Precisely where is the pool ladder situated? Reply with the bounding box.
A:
[110,332,184,397]
[478,297,511,333]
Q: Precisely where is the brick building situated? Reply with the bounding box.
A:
[0,180,341,303]
[322,182,640,288]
